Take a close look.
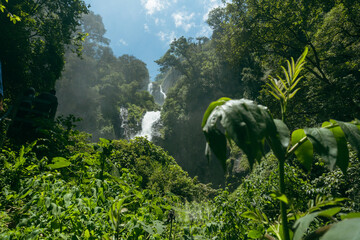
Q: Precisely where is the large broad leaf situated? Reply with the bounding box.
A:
[267,119,290,162]
[293,212,319,240]
[274,119,290,149]
[218,99,276,168]
[203,99,278,169]
[293,207,341,240]
[337,121,360,154]
[203,109,228,168]
[46,157,71,169]
[291,129,313,170]
[304,128,338,170]
[201,97,231,128]
[320,218,360,240]
[322,120,349,173]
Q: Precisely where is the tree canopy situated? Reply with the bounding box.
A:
[0,0,88,100]
[56,11,155,140]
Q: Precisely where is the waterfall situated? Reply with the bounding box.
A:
[136,111,161,141]
[119,107,129,138]
[160,84,166,100]
[148,82,153,95]
[132,81,162,141]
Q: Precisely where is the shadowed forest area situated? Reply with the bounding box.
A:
[1,0,360,239]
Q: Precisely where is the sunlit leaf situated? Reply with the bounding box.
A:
[46,157,71,169]
[289,88,301,99]
[282,65,290,85]
[289,76,303,91]
[241,211,262,222]
[201,97,231,128]
[248,230,263,239]
[84,229,90,238]
[318,207,342,218]
[270,191,289,204]
[292,129,313,170]
[267,80,286,99]
[268,90,281,100]
[341,213,360,220]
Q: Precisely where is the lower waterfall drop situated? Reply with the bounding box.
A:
[136,111,161,141]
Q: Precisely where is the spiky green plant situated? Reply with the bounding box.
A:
[266,47,308,122]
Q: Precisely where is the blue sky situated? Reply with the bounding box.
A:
[84,0,228,81]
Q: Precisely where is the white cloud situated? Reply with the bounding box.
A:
[144,24,150,32]
[197,25,212,37]
[117,39,128,46]
[157,31,176,44]
[141,0,177,15]
[198,0,229,37]
[202,0,227,21]
[154,18,165,26]
[172,11,195,32]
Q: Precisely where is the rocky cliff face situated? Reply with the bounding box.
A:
[161,68,182,93]
[151,68,182,105]
[149,82,165,106]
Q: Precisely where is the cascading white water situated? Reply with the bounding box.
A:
[160,84,166,99]
[136,111,161,141]
[148,82,153,95]
[119,107,129,138]
[133,82,164,141]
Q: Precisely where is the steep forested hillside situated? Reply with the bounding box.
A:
[155,0,360,186]
[56,12,156,141]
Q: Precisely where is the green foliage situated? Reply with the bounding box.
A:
[0,0,21,23]
[203,97,360,173]
[56,12,156,140]
[0,0,89,99]
[293,197,346,240]
[0,123,214,239]
[216,0,360,124]
[267,48,308,122]
[203,96,360,239]
[156,35,256,186]
[203,98,287,168]
[291,120,360,172]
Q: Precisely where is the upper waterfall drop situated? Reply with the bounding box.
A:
[148,82,153,95]
[160,84,166,100]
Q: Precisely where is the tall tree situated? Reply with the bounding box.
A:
[216,0,360,122]
[0,0,88,100]
[57,11,155,140]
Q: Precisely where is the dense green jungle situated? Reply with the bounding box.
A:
[1,0,360,239]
